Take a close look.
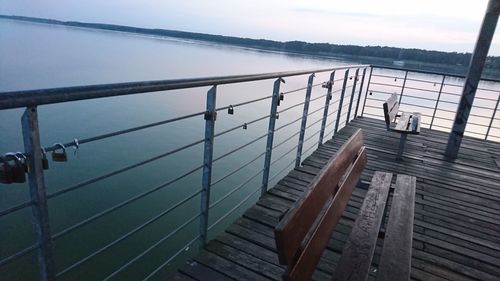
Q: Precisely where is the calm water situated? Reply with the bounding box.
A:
[0,19,357,281]
[1,19,499,281]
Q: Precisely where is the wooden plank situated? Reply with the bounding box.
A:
[331,171,393,281]
[383,93,399,126]
[179,261,233,281]
[285,148,368,281]
[376,174,416,281]
[395,112,411,131]
[194,251,270,281]
[275,129,365,265]
[167,271,198,281]
[205,240,284,281]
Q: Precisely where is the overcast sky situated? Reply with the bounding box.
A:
[1,0,499,55]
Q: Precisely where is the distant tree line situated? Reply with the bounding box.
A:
[2,15,499,71]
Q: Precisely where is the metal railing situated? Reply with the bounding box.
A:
[0,64,368,281]
[361,65,500,142]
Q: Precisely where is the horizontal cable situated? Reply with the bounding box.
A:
[216,95,273,112]
[102,213,201,281]
[211,152,266,186]
[400,102,435,110]
[371,74,405,80]
[212,133,267,163]
[268,159,296,183]
[405,76,444,85]
[275,106,325,132]
[209,168,264,209]
[402,94,440,103]
[48,139,205,200]
[214,114,270,139]
[477,87,500,94]
[0,200,33,218]
[142,235,200,281]
[41,112,206,153]
[271,144,299,167]
[207,185,261,231]
[282,81,324,96]
[367,90,395,96]
[272,131,301,150]
[403,86,440,94]
[370,82,401,88]
[0,244,38,268]
[52,165,203,240]
[56,189,201,277]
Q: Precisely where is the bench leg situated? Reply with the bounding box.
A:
[397,133,407,160]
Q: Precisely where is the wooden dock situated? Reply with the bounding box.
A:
[169,117,500,281]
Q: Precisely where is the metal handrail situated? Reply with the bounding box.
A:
[0,65,367,110]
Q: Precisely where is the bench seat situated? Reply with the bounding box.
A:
[383,93,421,159]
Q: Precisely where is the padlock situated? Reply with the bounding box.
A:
[276,113,280,120]
[228,105,234,115]
[52,143,68,162]
[280,93,284,101]
[41,149,49,170]
[0,156,13,184]
[4,154,26,183]
[242,123,248,130]
[15,152,28,173]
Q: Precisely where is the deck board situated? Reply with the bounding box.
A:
[167,117,500,281]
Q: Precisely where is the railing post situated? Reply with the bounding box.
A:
[399,70,409,104]
[485,91,500,139]
[346,69,360,122]
[354,68,367,118]
[261,78,283,195]
[199,86,217,248]
[318,71,335,147]
[361,67,373,117]
[22,106,56,281]
[430,75,446,129]
[295,74,315,167]
[334,70,350,135]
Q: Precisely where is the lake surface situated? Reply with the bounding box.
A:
[0,19,499,281]
[0,19,359,281]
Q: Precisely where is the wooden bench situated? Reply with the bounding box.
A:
[383,93,421,159]
[274,128,416,281]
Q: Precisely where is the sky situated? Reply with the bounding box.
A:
[1,0,499,55]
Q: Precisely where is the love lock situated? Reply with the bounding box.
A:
[228,105,234,115]
[41,148,49,170]
[52,143,68,162]
[15,152,28,173]
[4,153,26,183]
[0,156,13,184]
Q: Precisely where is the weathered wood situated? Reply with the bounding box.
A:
[376,175,416,281]
[168,117,500,281]
[178,261,233,281]
[383,93,399,127]
[285,148,368,281]
[395,112,411,131]
[331,171,393,281]
[275,129,365,265]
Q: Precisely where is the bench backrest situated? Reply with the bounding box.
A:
[383,93,399,129]
[274,129,367,281]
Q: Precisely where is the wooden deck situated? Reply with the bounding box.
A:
[169,117,500,281]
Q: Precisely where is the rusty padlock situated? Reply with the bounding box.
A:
[52,143,68,162]
[15,152,28,173]
[0,156,14,184]
[41,148,49,170]
[4,153,26,183]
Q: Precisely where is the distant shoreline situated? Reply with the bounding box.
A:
[1,14,499,79]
